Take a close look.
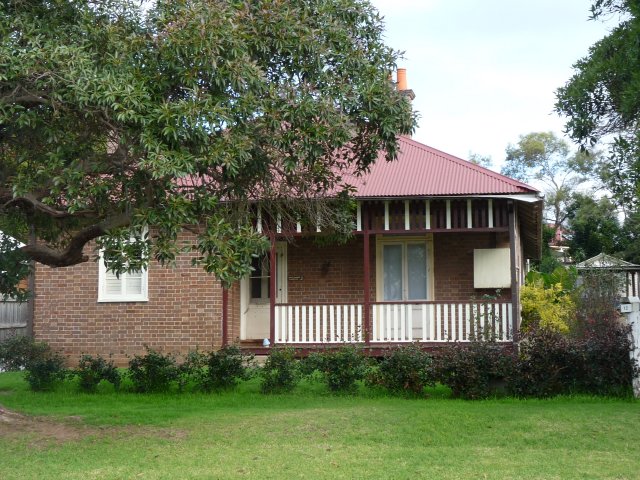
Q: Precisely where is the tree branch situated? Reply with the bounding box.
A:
[2,195,92,218]
[20,213,132,267]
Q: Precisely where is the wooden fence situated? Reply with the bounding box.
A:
[0,300,29,341]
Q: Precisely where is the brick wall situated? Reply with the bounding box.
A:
[34,232,223,366]
[433,232,512,302]
[286,236,374,304]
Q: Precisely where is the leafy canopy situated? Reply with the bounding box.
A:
[0,0,415,297]
[556,0,640,212]
[500,131,594,227]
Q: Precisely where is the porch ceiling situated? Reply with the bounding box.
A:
[519,199,543,260]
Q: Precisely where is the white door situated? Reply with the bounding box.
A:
[382,241,429,339]
[240,243,287,340]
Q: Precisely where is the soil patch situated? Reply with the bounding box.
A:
[0,405,186,447]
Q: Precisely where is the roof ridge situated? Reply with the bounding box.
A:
[398,136,539,193]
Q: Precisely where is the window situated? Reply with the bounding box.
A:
[249,254,271,304]
[377,236,432,301]
[98,244,148,303]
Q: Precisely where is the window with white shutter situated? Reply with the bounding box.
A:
[98,249,148,303]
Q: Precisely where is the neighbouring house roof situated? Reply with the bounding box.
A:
[348,136,540,198]
[577,253,640,270]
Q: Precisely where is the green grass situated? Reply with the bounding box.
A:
[0,372,638,480]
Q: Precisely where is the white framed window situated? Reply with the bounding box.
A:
[376,235,434,301]
[98,240,149,303]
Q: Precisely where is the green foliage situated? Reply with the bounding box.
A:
[127,346,179,393]
[302,345,368,393]
[367,343,435,396]
[0,0,415,293]
[177,349,208,391]
[510,329,581,397]
[556,1,640,211]
[199,345,252,391]
[512,324,637,397]
[24,352,68,392]
[537,224,563,274]
[0,235,31,301]
[500,132,594,226]
[520,283,576,334]
[436,342,516,400]
[260,347,299,394]
[566,193,623,262]
[0,335,49,371]
[0,336,69,392]
[75,354,120,393]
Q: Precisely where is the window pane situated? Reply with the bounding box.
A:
[407,244,427,300]
[105,272,122,295]
[250,255,270,300]
[383,245,403,300]
[125,273,143,295]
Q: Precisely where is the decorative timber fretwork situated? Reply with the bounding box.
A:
[251,198,512,236]
[358,198,509,233]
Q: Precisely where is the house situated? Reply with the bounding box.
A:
[32,135,542,364]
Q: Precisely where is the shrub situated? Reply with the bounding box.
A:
[128,346,179,393]
[511,323,637,398]
[520,282,575,333]
[510,328,580,397]
[177,349,208,391]
[302,345,368,393]
[24,351,68,391]
[436,341,515,400]
[199,345,252,391]
[75,354,120,393]
[260,347,299,394]
[367,343,435,396]
[0,335,50,371]
[578,321,637,396]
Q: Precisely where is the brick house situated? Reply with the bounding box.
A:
[32,135,542,364]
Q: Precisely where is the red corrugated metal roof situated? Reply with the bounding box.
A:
[348,136,539,198]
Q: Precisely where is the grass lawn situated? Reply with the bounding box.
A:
[0,372,638,480]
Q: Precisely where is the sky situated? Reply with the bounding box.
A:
[369,0,614,171]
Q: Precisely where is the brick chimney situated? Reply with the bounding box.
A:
[396,68,415,100]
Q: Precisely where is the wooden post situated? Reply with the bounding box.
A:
[26,224,36,338]
[508,201,519,344]
[269,235,276,347]
[363,205,371,345]
[221,287,229,347]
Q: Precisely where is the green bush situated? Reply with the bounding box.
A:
[177,349,208,391]
[199,345,252,391]
[512,324,637,398]
[436,342,515,400]
[0,335,50,371]
[260,347,299,394]
[510,328,579,397]
[577,321,637,396]
[75,354,120,393]
[302,345,368,393]
[368,343,435,396]
[128,346,179,393]
[24,352,68,391]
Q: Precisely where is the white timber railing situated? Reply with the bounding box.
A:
[371,302,512,343]
[274,301,513,344]
[275,304,363,343]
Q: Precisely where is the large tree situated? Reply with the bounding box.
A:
[500,131,593,228]
[0,0,414,297]
[566,193,623,262]
[556,0,640,215]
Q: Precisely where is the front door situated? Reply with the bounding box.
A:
[240,243,287,340]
